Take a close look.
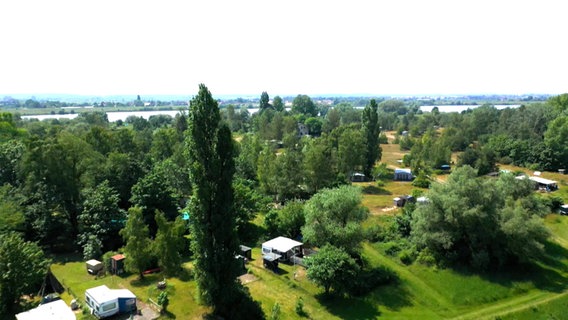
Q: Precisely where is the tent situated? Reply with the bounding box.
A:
[262,236,303,261]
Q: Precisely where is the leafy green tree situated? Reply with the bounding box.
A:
[104,152,144,209]
[273,96,284,112]
[277,200,305,239]
[305,117,322,136]
[0,186,25,234]
[79,180,125,257]
[257,145,278,196]
[274,149,304,201]
[153,212,185,277]
[362,99,381,177]
[260,91,271,111]
[292,94,317,116]
[120,207,153,279]
[235,133,262,181]
[0,140,25,187]
[187,84,262,318]
[303,137,336,193]
[544,115,568,169]
[411,166,549,269]
[302,185,368,257]
[304,244,359,295]
[130,169,178,236]
[337,128,365,178]
[233,178,270,241]
[0,232,50,315]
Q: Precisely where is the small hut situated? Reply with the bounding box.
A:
[110,254,125,275]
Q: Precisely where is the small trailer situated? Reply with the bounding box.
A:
[85,285,136,319]
[86,259,103,275]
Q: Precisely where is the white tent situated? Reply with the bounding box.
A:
[16,300,75,320]
[262,236,303,254]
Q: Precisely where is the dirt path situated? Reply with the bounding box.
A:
[450,290,568,320]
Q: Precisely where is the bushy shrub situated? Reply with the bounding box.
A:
[364,224,385,243]
[348,266,397,296]
[416,248,437,266]
[399,248,417,265]
[295,297,307,317]
[384,241,402,256]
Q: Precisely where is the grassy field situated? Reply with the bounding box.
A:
[48,140,568,320]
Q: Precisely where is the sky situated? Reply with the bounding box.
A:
[0,0,566,97]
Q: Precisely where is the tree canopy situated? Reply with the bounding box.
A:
[411,166,549,269]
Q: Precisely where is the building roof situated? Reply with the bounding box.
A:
[262,236,303,253]
[16,299,75,320]
[394,168,412,174]
[239,245,251,251]
[86,259,102,267]
[529,176,557,185]
[111,254,125,261]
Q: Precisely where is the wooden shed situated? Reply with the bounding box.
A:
[111,254,125,275]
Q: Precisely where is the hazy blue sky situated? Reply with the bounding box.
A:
[1,0,565,96]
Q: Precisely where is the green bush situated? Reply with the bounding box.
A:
[295,296,307,317]
[416,248,437,266]
[364,224,385,242]
[384,241,402,256]
[348,266,397,296]
[399,248,416,265]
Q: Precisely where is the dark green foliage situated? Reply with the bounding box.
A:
[272,96,284,112]
[291,94,317,116]
[457,145,497,176]
[347,265,397,297]
[187,84,263,318]
[337,127,365,177]
[130,168,178,236]
[362,99,382,177]
[157,291,169,312]
[264,200,305,239]
[120,207,153,279]
[260,92,271,111]
[295,296,307,317]
[302,185,368,257]
[303,136,336,194]
[411,166,550,269]
[79,180,125,257]
[0,232,50,315]
[153,212,185,277]
[233,178,270,241]
[0,140,24,186]
[304,244,360,295]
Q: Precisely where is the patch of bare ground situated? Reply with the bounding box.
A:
[238,273,259,284]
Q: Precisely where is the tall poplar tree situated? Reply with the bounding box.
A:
[187,84,263,319]
[362,99,381,178]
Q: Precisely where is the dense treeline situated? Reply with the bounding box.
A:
[1,93,566,254]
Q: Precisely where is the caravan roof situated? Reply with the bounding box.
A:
[16,299,75,320]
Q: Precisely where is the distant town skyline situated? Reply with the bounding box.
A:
[1,0,566,97]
